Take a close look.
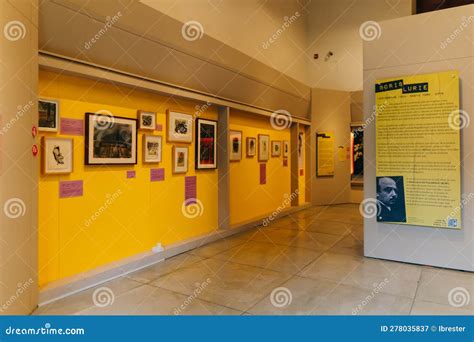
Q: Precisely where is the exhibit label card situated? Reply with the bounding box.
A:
[127,170,136,179]
[260,163,266,185]
[375,70,461,229]
[60,118,84,136]
[185,176,197,205]
[59,180,83,198]
[150,168,164,182]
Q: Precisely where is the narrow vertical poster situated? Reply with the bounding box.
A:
[316,132,334,176]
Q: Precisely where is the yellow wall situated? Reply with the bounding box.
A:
[229,110,291,225]
[38,70,218,287]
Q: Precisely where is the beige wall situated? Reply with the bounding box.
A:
[141,0,309,85]
[307,0,413,91]
[363,5,473,271]
[141,0,413,91]
[311,88,351,205]
[39,0,311,119]
[0,0,38,314]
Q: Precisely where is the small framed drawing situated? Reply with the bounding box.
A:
[42,137,73,174]
[173,146,188,174]
[258,134,269,162]
[38,99,59,132]
[85,112,137,165]
[272,141,281,157]
[143,135,162,163]
[246,137,256,157]
[138,110,156,130]
[283,140,289,158]
[196,118,217,169]
[167,110,193,143]
[229,130,242,161]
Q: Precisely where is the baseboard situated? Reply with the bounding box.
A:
[38,203,311,306]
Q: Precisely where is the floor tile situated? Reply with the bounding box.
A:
[416,268,473,309]
[329,234,364,257]
[341,258,422,298]
[76,285,241,315]
[229,228,340,251]
[151,258,291,311]
[250,275,412,315]
[34,277,143,315]
[302,220,354,236]
[315,284,413,315]
[264,215,310,229]
[248,276,338,315]
[287,231,342,251]
[299,252,363,282]
[188,237,245,258]
[309,212,362,225]
[212,241,322,275]
[126,253,205,284]
[410,300,474,315]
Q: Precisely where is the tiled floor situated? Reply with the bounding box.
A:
[34,204,473,316]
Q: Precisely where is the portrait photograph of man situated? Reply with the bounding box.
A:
[376,176,407,223]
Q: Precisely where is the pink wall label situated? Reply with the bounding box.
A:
[156,123,163,131]
[260,163,266,185]
[185,176,197,205]
[150,168,164,182]
[283,159,288,167]
[127,170,136,179]
[60,118,84,136]
[59,180,83,198]
[300,169,304,176]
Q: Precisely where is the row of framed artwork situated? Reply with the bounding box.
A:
[39,99,163,132]
[40,99,196,143]
[42,135,191,175]
[41,108,290,174]
[41,110,213,174]
[228,131,289,162]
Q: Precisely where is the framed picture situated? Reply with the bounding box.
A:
[85,113,137,165]
[283,140,289,158]
[196,118,217,169]
[298,132,304,169]
[272,141,282,157]
[173,146,188,173]
[143,135,162,163]
[246,137,256,157]
[258,134,269,162]
[38,99,59,132]
[138,110,156,130]
[167,110,193,143]
[229,130,242,161]
[42,137,73,174]
[351,124,364,185]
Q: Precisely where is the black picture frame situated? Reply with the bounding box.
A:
[195,118,218,170]
[85,112,138,165]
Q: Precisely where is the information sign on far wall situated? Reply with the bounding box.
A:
[316,132,335,177]
[375,71,461,229]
